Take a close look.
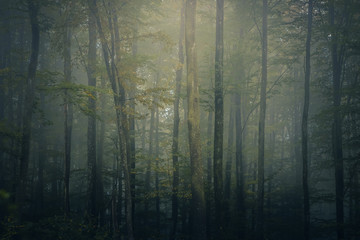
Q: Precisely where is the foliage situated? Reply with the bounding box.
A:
[1,215,110,240]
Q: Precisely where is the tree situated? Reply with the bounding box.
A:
[87,0,97,219]
[155,103,160,233]
[224,105,234,209]
[1,0,360,239]
[112,7,134,239]
[63,3,73,215]
[185,0,207,239]
[235,92,245,238]
[15,0,40,217]
[256,0,268,239]
[170,2,184,239]
[129,27,137,230]
[145,92,155,225]
[329,1,344,239]
[91,0,134,238]
[301,1,313,239]
[213,0,225,237]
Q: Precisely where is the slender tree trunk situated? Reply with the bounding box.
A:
[142,118,146,153]
[224,103,234,226]
[302,1,313,239]
[92,1,134,238]
[145,101,155,225]
[118,163,123,239]
[293,68,302,188]
[235,92,245,238]
[207,112,213,188]
[256,0,267,239]
[206,110,213,240]
[63,10,73,216]
[112,150,120,240]
[329,1,344,239]
[185,0,207,239]
[36,38,48,216]
[15,0,40,217]
[37,93,45,216]
[251,111,258,232]
[110,10,133,234]
[97,77,106,226]
[266,111,275,220]
[87,1,97,219]
[155,105,160,234]
[11,21,25,204]
[214,0,224,237]
[113,15,134,240]
[130,28,137,230]
[0,7,9,181]
[170,4,184,239]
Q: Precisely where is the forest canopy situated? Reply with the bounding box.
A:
[0,0,359,239]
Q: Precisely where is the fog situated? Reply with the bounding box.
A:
[0,0,359,239]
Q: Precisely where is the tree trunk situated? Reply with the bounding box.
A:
[224,103,234,226]
[293,68,302,188]
[111,8,134,232]
[207,112,213,188]
[130,29,137,230]
[63,10,73,216]
[91,1,134,238]
[256,0,267,239]
[301,1,313,239]
[97,77,106,226]
[206,110,213,239]
[267,111,275,220]
[155,105,160,234]
[185,0,207,239]
[170,3,184,239]
[15,0,40,217]
[145,101,155,225]
[113,14,134,240]
[37,95,45,215]
[0,5,10,182]
[36,38,48,216]
[112,149,120,240]
[87,1,97,219]
[235,92,245,238]
[329,1,344,239]
[214,0,224,236]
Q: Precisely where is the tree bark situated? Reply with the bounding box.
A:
[155,104,160,234]
[293,68,302,188]
[87,1,97,220]
[185,0,207,239]
[97,77,106,226]
[37,94,45,215]
[329,1,344,239]
[207,112,213,188]
[112,148,120,240]
[91,1,134,238]
[214,0,225,236]
[145,99,155,225]
[15,0,40,212]
[130,28,137,229]
[301,1,313,239]
[170,3,184,239]
[63,8,73,216]
[36,39,48,216]
[206,110,213,239]
[256,0,267,239]
[224,105,234,201]
[235,92,245,238]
